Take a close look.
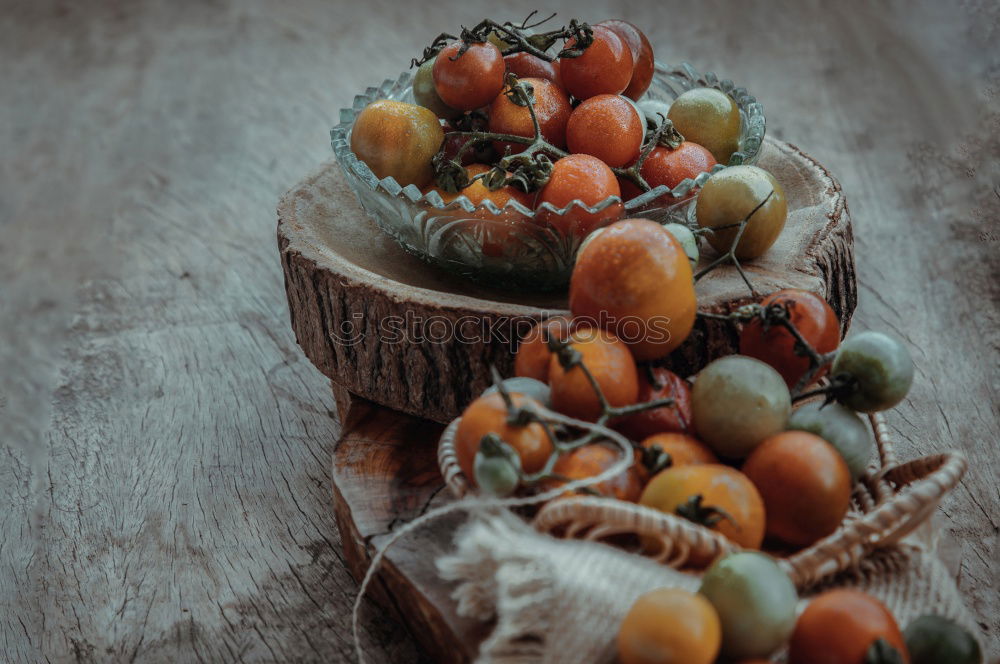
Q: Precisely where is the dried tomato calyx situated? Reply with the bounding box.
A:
[675,494,739,531]
[864,638,906,664]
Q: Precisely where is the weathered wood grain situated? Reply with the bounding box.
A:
[329,387,484,664]
[1,0,996,662]
[280,138,855,423]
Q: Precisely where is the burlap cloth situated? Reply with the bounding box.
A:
[437,510,985,664]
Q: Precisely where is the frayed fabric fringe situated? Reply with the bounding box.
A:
[438,511,695,664]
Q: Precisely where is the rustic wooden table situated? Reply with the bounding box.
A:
[2,1,996,662]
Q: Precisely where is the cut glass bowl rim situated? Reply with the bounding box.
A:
[330,61,765,222]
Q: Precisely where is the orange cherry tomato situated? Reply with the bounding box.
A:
[741,431,852,548]
[789,589,910,664]
[569,218,696,361]
[613,367,693,440]
[739,289,841,389]
[566,94,645,167]
[639,463,765,550]
[620,142,718,202]
[514,316,575,382]
[536,154,623,238]
[425,164,530,210]
[488,77,572,153]
[350,100,444,188]
[640,432,718,467]
[433,41,505,111]
[504,52,562,88]
[618,588,722,664]
[477,218,530,258]
[424,163,533,257]
[560,25,633,100]
[454,392,553,485]
[547,327,639,421]
[544,443,644,501]
[597,20,654,101]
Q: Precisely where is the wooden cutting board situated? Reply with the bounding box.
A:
[278,138,857,662]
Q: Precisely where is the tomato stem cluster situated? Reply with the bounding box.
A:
[432,75,685,196]
[479,342,686,493]
[413,12,594,68]
[610,113,686,192]
[864,637,908,664]
[696,300,850,402]
[432,76,566,194]
[790,373,857,405]
[675,494,738,531]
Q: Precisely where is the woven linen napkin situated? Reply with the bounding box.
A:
[437,510,982,664]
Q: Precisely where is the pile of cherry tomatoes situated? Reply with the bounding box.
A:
[455,218,917,537]
[349,14,761,246]
[445,214,975,662]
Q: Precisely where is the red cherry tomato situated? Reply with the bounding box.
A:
[547,327,639,422]
[566,94,645,167]
[742,431,852,548]
[504,52,562,88]
[788,589,910,664]
[739,289,841,389]
[441,124,496,166]
[544,443,644,502]
[560,25,633,100]
[536,154,623,238]
[613,367,693,440]
[433,41,505,111]
[596,20,655,100]
[488,77,572,154]
[620,142,718,202]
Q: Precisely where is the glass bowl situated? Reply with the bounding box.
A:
[331,62,765,291]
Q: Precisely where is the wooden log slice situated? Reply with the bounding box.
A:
[278,138,856,424]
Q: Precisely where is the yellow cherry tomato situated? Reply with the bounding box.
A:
[618,587,721,664]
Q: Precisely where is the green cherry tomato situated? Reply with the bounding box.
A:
[412,57,457,119]
[667,88,741,164]
[696,165,788,260]
[904,615,982,664]
[473,446,521,497]
[787,401,874,480]
[698,552,798,660]
[692,355,791,458]
[482,377,551,406]
[664,223,699,264]
[832,331,914,413]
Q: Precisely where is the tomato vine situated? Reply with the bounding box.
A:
[432,74,685,195]
[697,299,852,402]
[411,12,594,68]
